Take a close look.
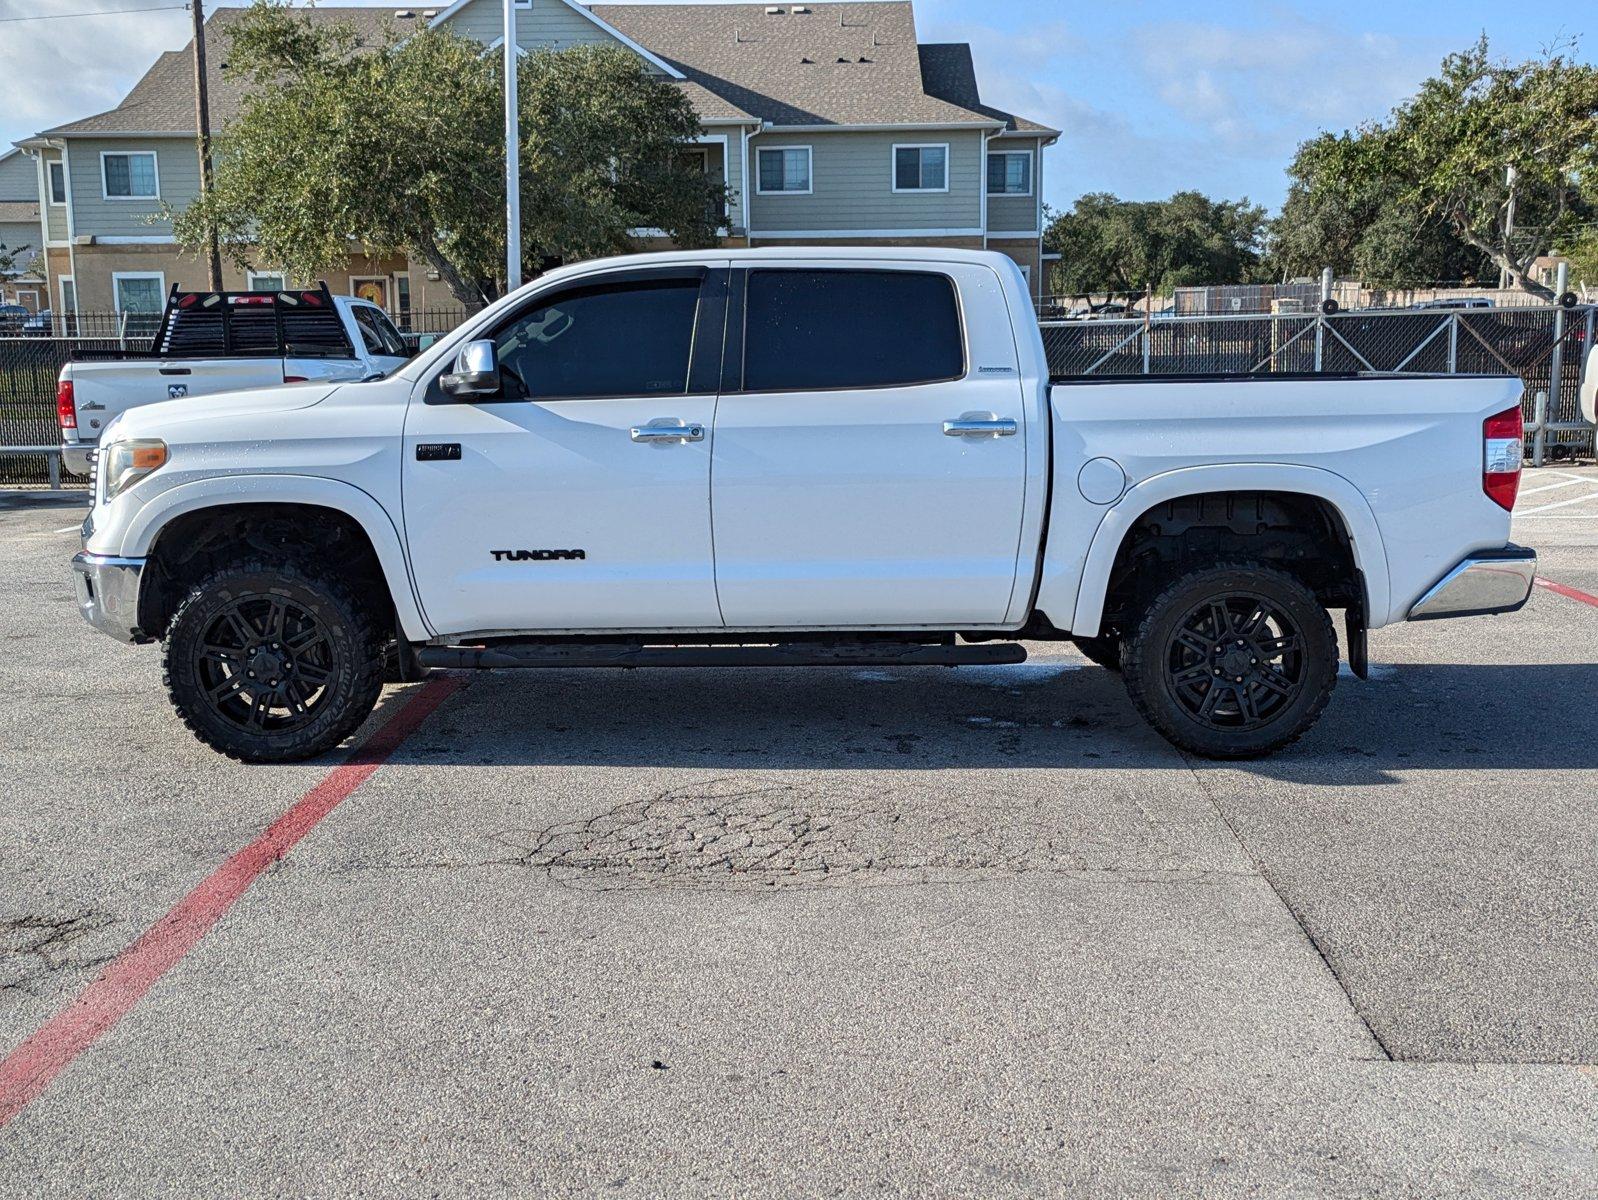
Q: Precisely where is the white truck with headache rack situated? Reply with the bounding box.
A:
[57,283,412,475]
[70,248,1537,762]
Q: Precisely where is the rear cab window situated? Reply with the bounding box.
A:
[741,269,965,392]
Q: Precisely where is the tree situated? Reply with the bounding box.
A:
[1287,37,1598,299]
[1043,191,1268,296]
[0,240,42,280]
[175,1,724,306]
[1270,131,1489,286]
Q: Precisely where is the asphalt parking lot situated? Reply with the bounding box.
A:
[1,469,1596,1197]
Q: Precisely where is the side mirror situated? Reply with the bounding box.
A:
[440,339,501,398]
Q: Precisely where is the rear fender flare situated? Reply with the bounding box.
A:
[121,474,432,640]
[1066,463,1390,637]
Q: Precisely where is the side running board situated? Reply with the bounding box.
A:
[416,641,1027,670]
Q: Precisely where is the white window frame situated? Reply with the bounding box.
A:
[246,269,287,291]
[349,274,392,312]
[111,270,166,315]
[100,150,160,201]
[891,143,950,194]
[755,145,813,196]
[48,161,66,206]
[59,275,76,315]
[986,149,1034,197]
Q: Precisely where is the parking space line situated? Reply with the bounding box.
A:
[1516,490,1598,516]
[0,675,466,1128]
[1536,578,1598,609]
[1518,478,1591,497]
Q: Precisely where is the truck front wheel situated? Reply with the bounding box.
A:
[1121,563,1337,759]
[162,559,384,763]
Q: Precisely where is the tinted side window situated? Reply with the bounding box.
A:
[492,277,701,400]
[743,269,964,392]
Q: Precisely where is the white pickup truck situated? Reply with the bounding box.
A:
[57,284,412,475]
[70,248,1536,762]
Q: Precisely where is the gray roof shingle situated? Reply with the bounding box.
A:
[32,2,1052,139]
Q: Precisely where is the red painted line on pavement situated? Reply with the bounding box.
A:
[0,675,465,1128]
[1535,577,1598,608]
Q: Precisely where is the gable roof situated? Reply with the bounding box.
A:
[592,2,1003,128]
[34,7,403,138]
[428,0,684,79]
[26,1,1053,141]
[917,43,1055,135]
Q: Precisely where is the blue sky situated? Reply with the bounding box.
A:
[1,0,1589,214]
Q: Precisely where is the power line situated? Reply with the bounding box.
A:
[0,3,189,23]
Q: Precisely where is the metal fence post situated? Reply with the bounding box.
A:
[1533,390,1548,467]
[1543,262,1570,467]
[47,452,61,491]
[1447,314,1458,373]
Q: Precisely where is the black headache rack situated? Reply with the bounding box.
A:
[74,283,355,361]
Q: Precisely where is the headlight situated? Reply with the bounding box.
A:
[102,438,168,500]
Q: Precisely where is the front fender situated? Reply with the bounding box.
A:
[1058,463,1391,638]
[119,473,432,641]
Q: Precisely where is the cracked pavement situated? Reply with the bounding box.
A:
[2,478,1597,1197]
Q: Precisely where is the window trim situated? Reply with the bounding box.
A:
[891,143,950,194]
[754,144,813,196]
[47,161,66,206]
[100,150,160,201]
[111,270,166,315]
[735,266,968,396]
[59,274,76,316]
[427,266,716,405]
[986,149,1034,197]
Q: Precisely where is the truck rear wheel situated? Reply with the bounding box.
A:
[1121,563,1337,759]
[162,559,384,763]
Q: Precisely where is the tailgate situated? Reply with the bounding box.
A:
[65,358,287,443]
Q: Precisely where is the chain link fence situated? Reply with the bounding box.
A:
[5,302,1594,489]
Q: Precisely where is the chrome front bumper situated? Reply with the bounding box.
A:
[71,551,146,642]
[1408,545,1537,621]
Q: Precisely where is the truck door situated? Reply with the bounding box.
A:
[710,263,1030,628]
[402,266,727,636]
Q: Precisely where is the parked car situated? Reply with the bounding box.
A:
[56,283,411,475]
[1413,297,1495,310]
[70,249,1536,763]
[22,308,52,336]
[0,303,28,334]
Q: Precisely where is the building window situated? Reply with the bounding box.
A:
[113,271,166,335]
[48,161,66,205]
[101,151,159,200]
[756,146,812,195]
[987,151,1033,196]
[60,276,76,314]
[246,270,286,292]
[893,144,948,193]
[395,274,412,326]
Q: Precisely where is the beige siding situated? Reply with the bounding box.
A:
[67,137,197,240]
[748,129,984,235]
[985,139,1040,234]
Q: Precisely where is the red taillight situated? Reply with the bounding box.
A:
[1483,405,1523,511]
[56,379,76,430]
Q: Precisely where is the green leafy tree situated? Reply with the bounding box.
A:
[0,240,41,279]
[175,1,725,306]
[1270,131,1489,285]
[1282,37,1598,299]
[1044,191,1268,296]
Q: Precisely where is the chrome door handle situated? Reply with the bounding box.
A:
[630,421,705,443]
[943,417,1017,437]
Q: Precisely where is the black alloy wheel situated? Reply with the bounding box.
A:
[163,560,384,762]
[1121,563,1338,759]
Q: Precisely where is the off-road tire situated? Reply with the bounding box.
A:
[1070,634,1122,672]
[163,558,384,763]
[1122,562,1337,760]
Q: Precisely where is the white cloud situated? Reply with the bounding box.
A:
[0,2,197,148]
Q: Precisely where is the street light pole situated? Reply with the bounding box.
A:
[503,0,521,293]
[191,0,223,290]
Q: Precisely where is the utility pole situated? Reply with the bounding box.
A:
[503,0,522,292]
[191,0,222,290]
